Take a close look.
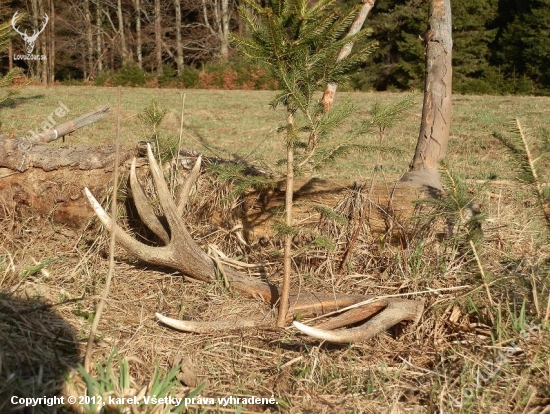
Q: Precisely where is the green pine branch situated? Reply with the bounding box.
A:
[494,119,550,230]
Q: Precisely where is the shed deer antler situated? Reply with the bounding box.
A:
[84,144,423,342]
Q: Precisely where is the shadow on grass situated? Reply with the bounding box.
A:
[0,293,80,413]
[1,94,46,109]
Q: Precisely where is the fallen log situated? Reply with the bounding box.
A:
[0,106,134,226]
[1,106,113,172]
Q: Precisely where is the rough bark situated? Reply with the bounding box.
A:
[174,0,184,74]
[155,0,163,75]
[202,0,230,60]
[134,0,142,69]
[0,161,130,227]
[48,0,55,83]
[84,0,94,79]
[399,0,452,191]
[0,107,131,227]
[96,1,103,72]
[8,39,13,72]
[239,176,425,243]
[0,106,111,172]
[219,0,230,60]
[38,0,47,84]
[30,0,41,79]
[117,0,128,64]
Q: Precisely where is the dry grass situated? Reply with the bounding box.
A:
[1,88,550,413]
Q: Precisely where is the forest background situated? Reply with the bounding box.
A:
[1,0,549,95]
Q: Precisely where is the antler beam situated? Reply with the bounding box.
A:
[84,144,423,342]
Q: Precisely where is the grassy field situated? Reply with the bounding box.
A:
[3,86,550,181]
[1,86,550,413]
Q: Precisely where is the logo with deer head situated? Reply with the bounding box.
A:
[11,11,49,54]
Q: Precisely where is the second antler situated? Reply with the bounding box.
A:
[84,144,423,343]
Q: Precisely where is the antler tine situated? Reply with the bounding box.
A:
[145,143,186,233]
[155,313,262,333]
[84,187,175,268]
[129,158,170,244]
[312,300,388,331]
[177,155,202,216]
[88,147,425,342]
[292,299,423,343]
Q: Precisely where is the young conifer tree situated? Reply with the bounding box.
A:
[232,0,377,325]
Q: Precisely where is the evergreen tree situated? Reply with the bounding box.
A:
[232,0,376,324]
[354,0,427,91]
[493,0,550,94]
[452,0,501,94]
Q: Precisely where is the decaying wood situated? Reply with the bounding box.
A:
[240,176,429,242]
[0,106,112,172]
[0,163,125,227]
[0,106,133,226]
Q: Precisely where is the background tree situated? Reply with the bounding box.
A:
[1,0,549,94]
[155,0,162,74]
[174,0,184,74]
[353,0,427,91]
[0,16,25,127]
[452,0,500,94]
[493,0,550,95]
[202,0,233,60]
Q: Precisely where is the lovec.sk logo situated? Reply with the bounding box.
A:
[11,11,48,60]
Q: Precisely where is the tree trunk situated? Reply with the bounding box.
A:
[0,107,112,172]
[155,0,163,75]
[277,111,294,326]
[135,0,143,69]
[84,0,94,80]
[0,107,132,227]
[96,1,103,72]
[202,0,230,61]
[8,39,13,72]
[30,0,41,80]
[38,0,48,85]
[399,0,452,191]
[174,0,184,74]
[117,0,128,64]
[48,0,55,83]
[219,0,230,60]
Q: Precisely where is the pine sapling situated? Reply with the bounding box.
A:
[233,0,377,325]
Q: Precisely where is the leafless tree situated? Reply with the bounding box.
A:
[116,0,128,63]
[84,0,94,79]
[47,0,55,82]
[173,0,184,74]
[132,0,143,68]
[201,0,232,60]
[154,0,162,74]
[95,0,103,72]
